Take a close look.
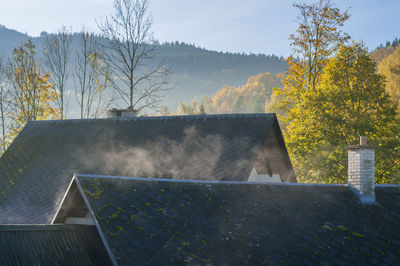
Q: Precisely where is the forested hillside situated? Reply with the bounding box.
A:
[154,42,286,106]
[377,44,400,111]
[371,37,400,63]
[176,72,282,115]
[0,25,287,110]
[176,36,400,116]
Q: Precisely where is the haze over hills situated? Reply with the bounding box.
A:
[0,25,288,114]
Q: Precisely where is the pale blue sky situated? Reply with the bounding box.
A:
[0,0,399,56]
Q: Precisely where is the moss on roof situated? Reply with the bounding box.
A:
[78,176,400,265]
[0,114,291,224]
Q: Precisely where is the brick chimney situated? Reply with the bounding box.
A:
[347,136,377,204]
[107,107,137,118]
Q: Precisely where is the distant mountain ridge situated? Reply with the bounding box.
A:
[0,25,29,55]
[0,25,288,113]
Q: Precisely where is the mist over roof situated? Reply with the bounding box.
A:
[0,113,294,224]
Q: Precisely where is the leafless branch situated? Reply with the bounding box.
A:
[97,0,170,113]
[74,31,113,118]
[44,26,72,118]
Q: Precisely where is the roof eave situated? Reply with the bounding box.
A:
[74,177,118,266]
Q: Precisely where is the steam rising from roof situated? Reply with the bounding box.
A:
[83,126,253,180]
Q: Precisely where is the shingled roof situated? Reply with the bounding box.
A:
[56,175,400,265]
[0,224,112,265]
[0,113,295,224]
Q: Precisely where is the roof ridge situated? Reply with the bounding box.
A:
[28,113,276,125]
[375,184,400,187]
[76,174,348,187]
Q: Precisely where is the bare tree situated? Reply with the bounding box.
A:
[44,26,72,119]
[74,31,113,119]
[98,0,169,113]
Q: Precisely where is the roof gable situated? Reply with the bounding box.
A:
[66,175,400,265]
[0,113,294,224]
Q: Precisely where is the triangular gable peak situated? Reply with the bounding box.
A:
[52,175,93,225]
[250,116,296,183]
[52,175,118,266]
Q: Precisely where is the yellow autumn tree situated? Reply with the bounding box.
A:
[272,0,350,126]
[285,43,400,183]
[6,39,59,137]
[271,1,398,184]
[270,57,307,126]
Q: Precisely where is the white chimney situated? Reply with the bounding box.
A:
[107,107,137,118]
[347,136,376,204]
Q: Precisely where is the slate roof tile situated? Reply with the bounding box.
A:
[0,224,112,265]
[0,114,294,224]
[74,175,400,265]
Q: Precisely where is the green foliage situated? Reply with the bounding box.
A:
[283,43,400,183]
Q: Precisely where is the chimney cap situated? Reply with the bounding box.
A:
[347,145,377,150]
[107,107,138,118]
[347,136,377,150]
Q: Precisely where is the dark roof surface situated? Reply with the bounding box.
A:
[77,175,400,265]
[0,224,112,266]
[0,113,293,224]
